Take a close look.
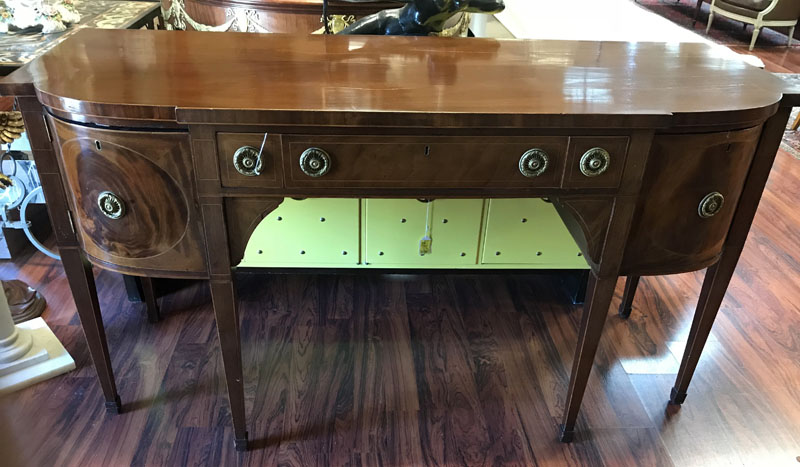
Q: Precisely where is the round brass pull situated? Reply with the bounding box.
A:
[299,147,331,177]
[97,191,126,219]
[579,147,610,177]
[698,192,724,218]
[519,149,549,178]
[233,146,262,177]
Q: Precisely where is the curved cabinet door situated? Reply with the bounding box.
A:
[50,118,206,277]
[622,125,762,276]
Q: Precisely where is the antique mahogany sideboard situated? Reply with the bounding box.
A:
[0,29,795,450]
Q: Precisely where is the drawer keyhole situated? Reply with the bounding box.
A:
[424,145,431,157]
[95,140,102,151]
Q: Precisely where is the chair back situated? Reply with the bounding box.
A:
[765,0,800,21]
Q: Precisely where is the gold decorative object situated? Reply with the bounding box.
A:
[519,148,549,178]
[161,0,271,32]
[436,12,471,37]
[698,192,724,218]
[3,280,46,324]
[326,14,355,34]
[299,147,331,177]
[0,111,24,144]
[579,147,610,177]
[233,146,262,176]
[0,172,12,189]
[97,190,125,219]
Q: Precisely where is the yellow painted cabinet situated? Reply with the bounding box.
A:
[481,199,587,268]
[364,199,484,267]
[239,198,360,267]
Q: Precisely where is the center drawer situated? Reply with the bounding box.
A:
[282,135,569,189]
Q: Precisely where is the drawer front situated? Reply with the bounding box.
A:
[481,199,587,267]
[239,198,359,267]
[283,135,569,189]
[217,132,283,188]
[622,126,762,275]
[364,199,483,266]
[51,118,206,275]
[563,136,629,189]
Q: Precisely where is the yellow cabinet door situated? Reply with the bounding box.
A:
[364,199,483,267]
[481,199,588,268]
[240,198,360,267]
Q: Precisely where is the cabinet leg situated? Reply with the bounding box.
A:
[618,275,640,319]
[560,272,616,442]
[563,269,590,305]
[140,277,161,324]
[60,247,121,413]
[209,277,248,451]
[693,0,704,26]
[669,261,727,405]
[671,106,790,405]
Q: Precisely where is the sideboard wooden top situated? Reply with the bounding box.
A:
[0,28,789,128]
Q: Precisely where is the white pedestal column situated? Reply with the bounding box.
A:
[0,288,74,394]
[470,14,488,37]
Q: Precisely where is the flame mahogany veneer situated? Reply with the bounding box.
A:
[1,29,795,450]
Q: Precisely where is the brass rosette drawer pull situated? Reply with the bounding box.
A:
[698,192,724,218]
[579,147,610,177]
[97,191,126,219]
[299,147,331,177]
[233,146,262,176]
[518,148,549,177]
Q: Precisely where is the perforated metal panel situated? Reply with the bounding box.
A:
[240,198,587,269]
[363,199,484,267]
[239,198,360,267]
[482,199,587,268]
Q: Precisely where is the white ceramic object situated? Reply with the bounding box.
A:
[0,0,81,34]
[0,287,74,395]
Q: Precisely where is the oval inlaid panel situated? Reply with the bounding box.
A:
[621,126,762,275]
[63,138,190,259]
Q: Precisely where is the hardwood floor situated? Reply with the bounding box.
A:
[2,45,800,467]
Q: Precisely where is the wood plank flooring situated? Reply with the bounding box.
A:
[2,32,800,467]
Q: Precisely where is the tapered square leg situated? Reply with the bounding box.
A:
[560,272,618,441]
[671,107,791,406]
[140,276,161,324]
[209,277,248,450]
[669,387,687,405]
[60,247,121,412]
[618,275,640,319]
[105,395,123,413]
[234,432,249,451]
[559,424,575,443]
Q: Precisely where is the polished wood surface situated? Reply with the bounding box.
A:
[217,133,284,188]
[282,135,570,189]
[621,125,762,275]
[49,118,207,278]
[1,29,798,452]
[0,29,786,128]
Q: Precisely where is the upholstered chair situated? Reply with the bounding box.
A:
[706,0,800,50]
